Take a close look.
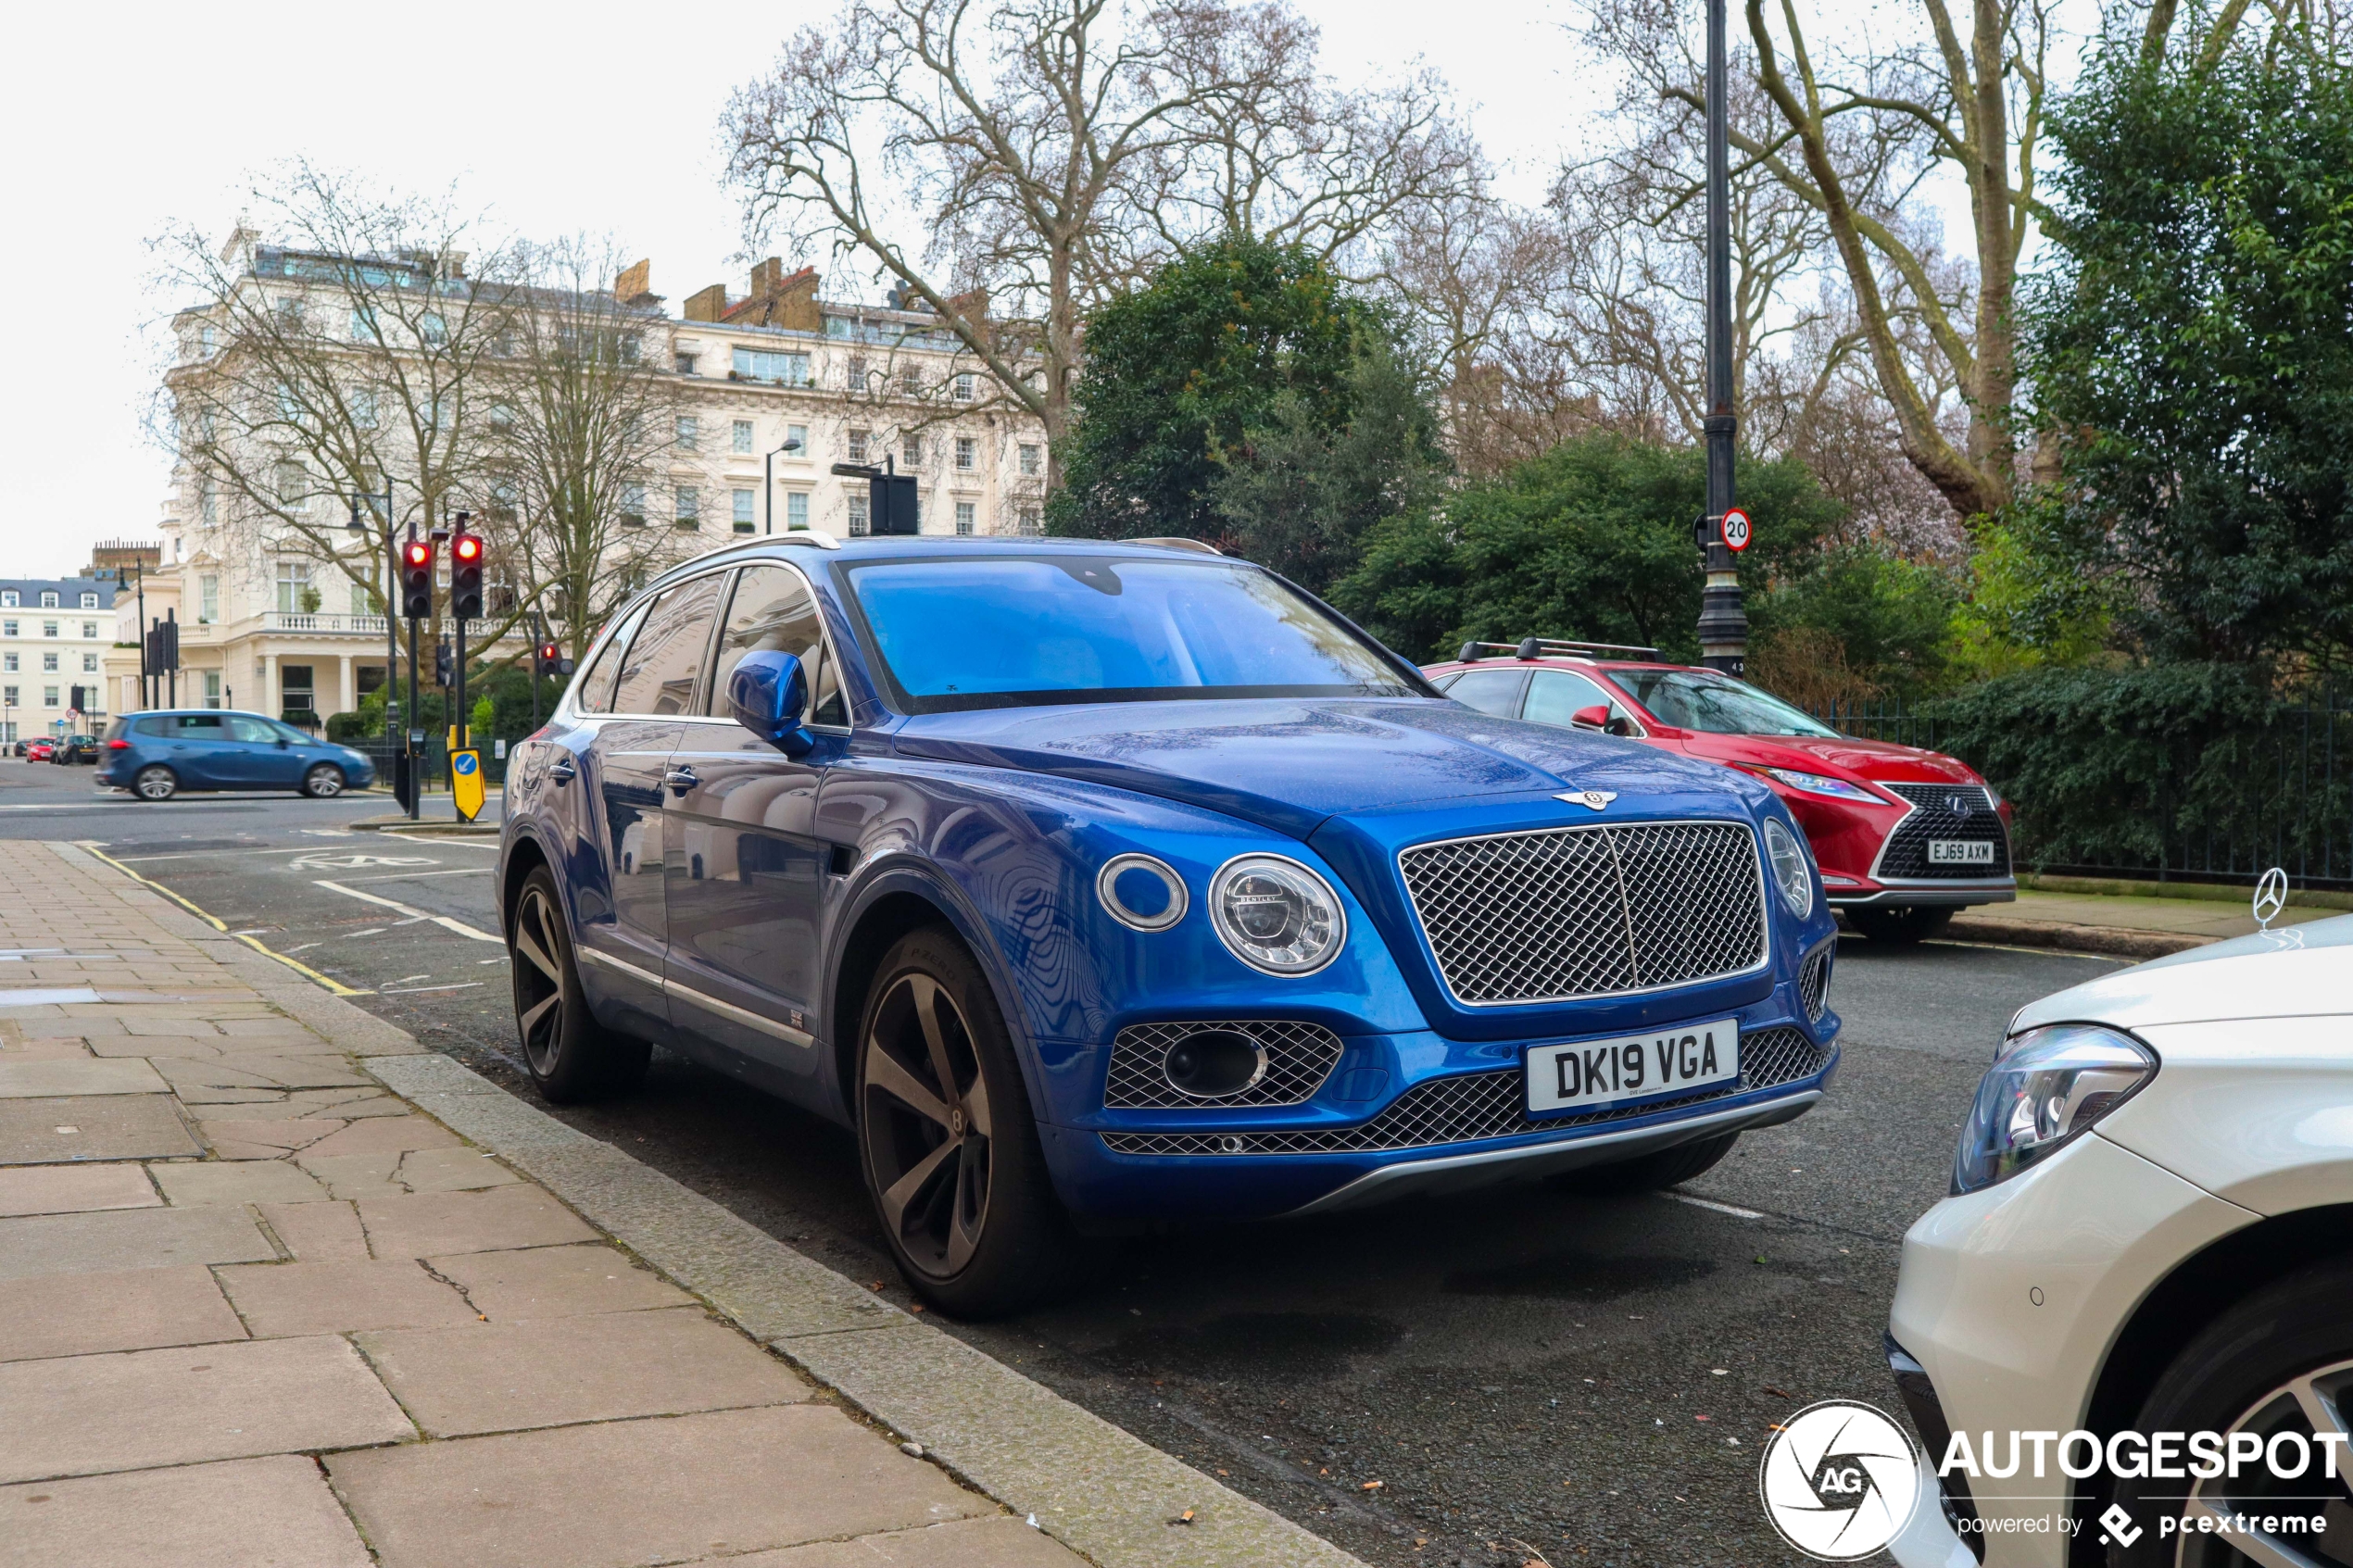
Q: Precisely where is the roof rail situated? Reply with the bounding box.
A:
[1455,636,1663,663]
[682,532,843,570]
[1126,536,1223,556]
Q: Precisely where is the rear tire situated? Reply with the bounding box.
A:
[133,765,178,801]
[2104,1256,2353,1566]
[1550,1132,1740,1195]
[856,926,1080,1318]
[508,866,648,1103]
[1845,906,1953,947]
[301,764,346,798]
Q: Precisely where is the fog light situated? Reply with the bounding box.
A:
[1162,1028,1268,1098]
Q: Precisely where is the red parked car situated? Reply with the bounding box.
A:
[1421,638,2015,945]
[24,737,57,762]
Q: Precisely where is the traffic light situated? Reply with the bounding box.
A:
[400,537,434,619]
[449,530,484,621]
[534,640,574,679]
[434,640,454,688]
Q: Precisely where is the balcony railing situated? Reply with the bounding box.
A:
[253,611,520,639]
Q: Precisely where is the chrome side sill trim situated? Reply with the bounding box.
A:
[665,976,816,1049]
[578,946,663,989]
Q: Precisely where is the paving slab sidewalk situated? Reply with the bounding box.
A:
[1924,887,2340,959]
[0,838,1365,1568]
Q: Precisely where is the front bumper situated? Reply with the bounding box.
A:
[1885,1132,2259,1568]
[1828,879,2016,909]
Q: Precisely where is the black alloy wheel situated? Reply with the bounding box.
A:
[856,928,1077,1317]
[301,764,346,798]
[508,867,648,1102]
[133,765,178,801]
[2108,1257,2353,1567]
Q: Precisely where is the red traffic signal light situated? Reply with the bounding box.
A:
[452,534,482,564]
[401,537,435,618]
[449,529,484,620]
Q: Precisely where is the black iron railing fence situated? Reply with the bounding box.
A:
[1805,689,2353,892]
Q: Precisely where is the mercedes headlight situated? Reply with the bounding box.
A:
[1209,855,1345,976]
[1762,818,1814,919]
[1762,766,1881,803]
[1953,1024,2157,1194]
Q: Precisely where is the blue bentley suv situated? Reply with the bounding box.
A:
[497,534,1841,1314]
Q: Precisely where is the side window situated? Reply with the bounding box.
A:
[1444,668,1528,718]
[572,605,648,716]
[610,574,725,716]
[171,714,226,737]
[707,565,849,728]
[1523,670,1617,727]
[223,716,278,743]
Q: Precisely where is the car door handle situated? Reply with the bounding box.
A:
[662,766,698,795]
[548,758,576,784]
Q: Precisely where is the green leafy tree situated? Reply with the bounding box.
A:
[1329,432,1842,663]
[1051,236,1373,546]
[2020,45,2353,669]
[1748,545,1963,697]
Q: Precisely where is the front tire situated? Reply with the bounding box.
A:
[133,765,178,801]
[856,927,1078,1318]
[1550,1132,1740,1195]
[1845,906,1954,947]
[508,867,648,1102]
[2106,1256,2353,1566]
[301,764,346,798]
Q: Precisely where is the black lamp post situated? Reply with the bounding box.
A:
[763,436,804,533]
[347,483,398,747]
[1695,0,1749,675]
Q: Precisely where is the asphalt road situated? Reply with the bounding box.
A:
[2,759,2125,1567]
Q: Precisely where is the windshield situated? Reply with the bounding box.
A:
[1613,669,1841,737]
[844,555,1417,713]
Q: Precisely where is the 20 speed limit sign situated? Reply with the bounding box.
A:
[1721,507,1752,551]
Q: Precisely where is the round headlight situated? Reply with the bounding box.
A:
[1096,854,1188,933]
[1763,818,1814,919]
[1208,854,1346,976]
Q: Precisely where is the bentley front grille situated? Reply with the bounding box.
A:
[1876,784,2011,880]
[1397,821,1768,1006]
[1102,1020,1344,1109]
[1101,1025,1827,1157]
[1798,940,1833,1023]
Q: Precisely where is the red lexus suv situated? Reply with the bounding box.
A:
[1420,638,2016,945]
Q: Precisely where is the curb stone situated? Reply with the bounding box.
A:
[57,841,1369,1568]
[1940,913,2209,960]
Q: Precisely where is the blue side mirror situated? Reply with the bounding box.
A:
[727,650,812,755]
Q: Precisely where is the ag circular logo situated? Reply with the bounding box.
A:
[1757,1399,1923,1561]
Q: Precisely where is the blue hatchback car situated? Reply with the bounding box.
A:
[99,709,378,800]
[498,535,1841,1314]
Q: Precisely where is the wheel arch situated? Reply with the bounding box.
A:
[2066,1201,2353,1562]
[499,829,553,944]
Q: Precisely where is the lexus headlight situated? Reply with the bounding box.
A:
[1952,1024,2157,1194]
[1762,818,1814,919]
[1762,766,1881,803]
[1209,855,1345,976]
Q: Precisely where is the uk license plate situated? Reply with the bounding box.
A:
[1929,839,1994,865]
[1525,1020,1740,1117]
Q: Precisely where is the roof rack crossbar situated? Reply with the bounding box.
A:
[1459,636,1662,661]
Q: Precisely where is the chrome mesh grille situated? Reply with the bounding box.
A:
[1877,784,2011,879]
[1101,1025,1825,1157]
[1798,941,1833,1022]
[1102,1021,1344,1109]
[1397,822,1768,1005]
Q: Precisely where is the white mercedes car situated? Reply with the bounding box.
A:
[1885,914,2353,1568]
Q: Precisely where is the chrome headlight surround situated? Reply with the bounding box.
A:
[1207,854,1346,977]
[1096,854,1189,933]
[1952,1023,2158,1194]
[1762,817,1815,920]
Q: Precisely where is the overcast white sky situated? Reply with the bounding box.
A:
[0,0,1992,580]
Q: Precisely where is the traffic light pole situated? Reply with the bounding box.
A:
[1695,0,1749,675]
[405,523,422,822]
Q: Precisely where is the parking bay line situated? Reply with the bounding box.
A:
[312,880,503,944]
[1663,1192,1768,1221]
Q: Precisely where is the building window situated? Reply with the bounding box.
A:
[954,437,975,470]
[282,665,315,715]
[733,420,754,455]
[276,561,312,614]
[199,480,218,526]
[204,671,221,709]
[2,685,13,706]
[43,621,57,638]
[620,484,646,527]
[674,486,700,529]
[786,422,808,457]
[40,592,58,608]
[79,592,96,609]
[276,460,307,504]
[953,373,975,402]
[44,687,59,709]
[847,428,869,465]
[902,435,922,469]
[351,307,374,343]
[2,622,13,638]
[733,489,756,533]
[675,352,698,375]
[845,355,867,389]
[2,654,13,671]
[0,592,13,608]
[786,492,809,531]
[82,653,99,673]
[42,654,57,673]
[81,622,96,638]
[675,416,698,451]
[199,575,220,624]
[1018,506,1043,536]
[848,495,870,536]
[1019,444,1040,477]
[900,366,923,395]
[732,347,810,385]
[954,502,975,536]
[351,581,372,616]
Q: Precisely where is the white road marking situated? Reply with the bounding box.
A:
[1663,1192,1767,1221]
[341,867,490,884]
[381,982,484,994]
[288,853,441,871]
[312,880,503,944]
[344,927,388,939]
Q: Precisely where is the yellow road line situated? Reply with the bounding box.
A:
[75,841,376,997]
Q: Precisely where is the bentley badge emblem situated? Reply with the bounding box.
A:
[1555,790,1617,811]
